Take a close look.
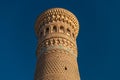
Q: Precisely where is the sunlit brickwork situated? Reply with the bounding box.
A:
[34,8,80,80]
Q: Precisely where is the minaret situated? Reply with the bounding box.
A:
[34,8,80,80]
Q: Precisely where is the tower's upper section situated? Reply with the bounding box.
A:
[35,8,80,38]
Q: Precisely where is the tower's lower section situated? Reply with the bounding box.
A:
[35,50,80,80]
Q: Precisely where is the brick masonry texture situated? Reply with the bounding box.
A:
[34,8,80,80]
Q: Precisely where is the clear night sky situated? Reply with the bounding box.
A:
[0,0,120,80]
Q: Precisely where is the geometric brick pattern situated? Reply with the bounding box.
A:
[35,52,80,80]
[34,8,80,80]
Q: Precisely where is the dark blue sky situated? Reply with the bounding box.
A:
[0,0,120,80]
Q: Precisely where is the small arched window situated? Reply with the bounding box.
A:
[72,33,75,38]
[60,26,64,33]
[46,27,49,34]
[65,66,67,70]
[53,26,57,32]
[66,28,71,36]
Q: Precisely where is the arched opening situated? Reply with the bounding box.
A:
[66,28,71,36]
[60,26,64,33]
[53,26,57,32]
[65,66,67,70]
[72,33,75,38]
[46,27,49,34]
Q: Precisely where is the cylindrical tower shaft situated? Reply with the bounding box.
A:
[34,8,80,80]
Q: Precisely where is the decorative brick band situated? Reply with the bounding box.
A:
[36,37,78,57]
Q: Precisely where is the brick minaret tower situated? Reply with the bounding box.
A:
[34,8,80,80]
